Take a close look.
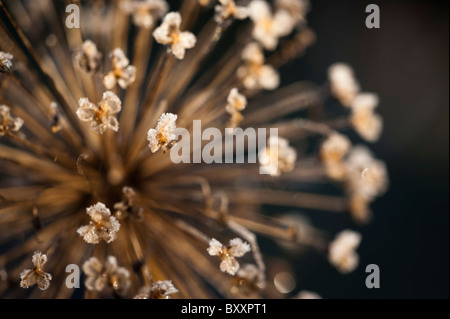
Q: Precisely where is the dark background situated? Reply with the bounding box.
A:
[285,0,448,298]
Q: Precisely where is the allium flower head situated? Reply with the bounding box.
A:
[77,202,121,244]
[82,256,130,295]
[147,112,178,153]
[103,48,137,90]
[0,105,24,136]
[249,0,296,50]
[0,0,387,299]
[328,230,362,274]
[208,238,251,275]
[153,12,196,59]
[19,252,52,290]
[77,91,122,134]
[120,0,168,29]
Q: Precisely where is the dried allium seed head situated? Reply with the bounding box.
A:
[328,230,362,274]
[215,0,249,24]
[350,93,383,142]
[103,48,137,90]
[208,238,251,275]
[19,251,52,290]
[249,0,295,50]
[153,12,196,59]
[82,256,130,295]
[147,112,178,153]
[77,202,121,244]
[0,105,24,136]
[0,51,13,72]
[76,91,122,134]
[328,63,360,107]
[74,40,102,73]
[151,280,179,299]
[259,136,297,176]
[237,42,280,90]
[120,0,168,29]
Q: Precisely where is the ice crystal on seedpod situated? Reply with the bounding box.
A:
[237,42,280,90]
[350,93,383,142]
[328,230,362,274]
[0,51,13,72]
[215,0,249,23]
[20,252,52,290]
[259,136,297,176]
[0,105,24,136]
[208,238,251,275]
[77,202,120,244]
[120,0,168,29]
[153,12,196,59]
[82,256,130,295]
[147,112,178,153]
[74,40,102,73]
[103,48,137,90]
[249,0,295,50]
[76,91,122,134]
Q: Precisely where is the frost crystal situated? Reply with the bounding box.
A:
[74,40,102,73]
[76,91,122,134]
[120,0,168,29]
[328,63,360,107]
[151,280,179,299]
[259,136,297,176]
[226,88,247,128]
[215,0,249,24]
[0,105,24,136]
[249,0,295,50]
[275,0,310,25]
[82,256,130,295]
[153,12,196,59]
[19,251,52,290]
[320,133,351,180]
[0,51,13,72]
[328,230,362,274]
[77,202,120,244]
[237,42,280,90]
[103,48,137,89]
[350,93,383,142]
[208,238,251,275]
[147,112,178,153]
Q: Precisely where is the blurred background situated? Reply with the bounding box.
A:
[286,0,448,298]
